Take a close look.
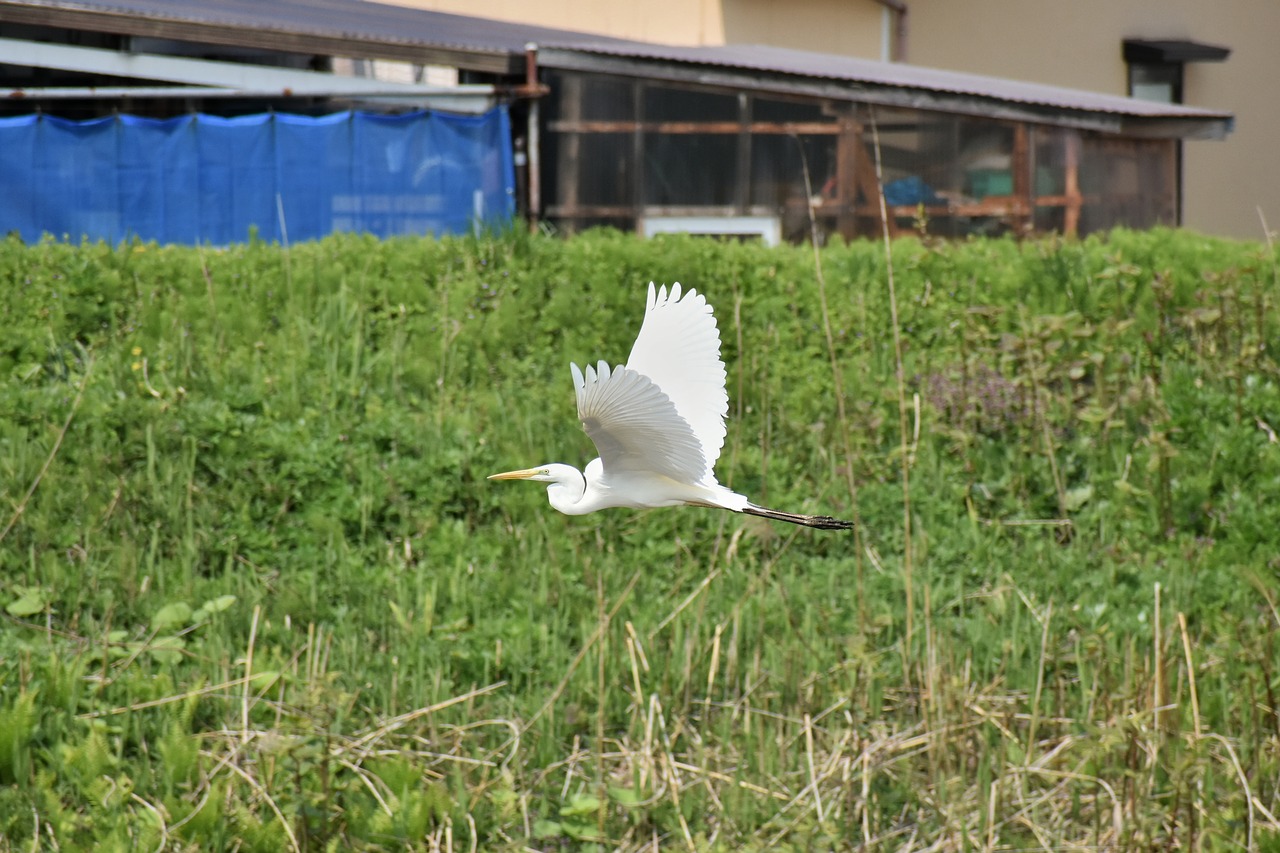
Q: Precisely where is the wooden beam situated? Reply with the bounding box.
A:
[834,116,859,240]
[547,119,840,135]
[1011,123,1031,234]
[632,79,646,213]
[1063,132,1082,237]
[557,75,584,231]
[546,205,635,218]
[547,204,779,219]
[736,93,752,213]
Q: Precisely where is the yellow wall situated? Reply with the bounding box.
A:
[382,0,726,45]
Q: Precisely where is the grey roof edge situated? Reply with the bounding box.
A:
[0,0,635,71]
[537,42,1232,139]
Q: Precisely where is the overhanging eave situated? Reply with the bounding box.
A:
[1123,39,1231,64]
[538,48,1231,140]
[0,3,524,74]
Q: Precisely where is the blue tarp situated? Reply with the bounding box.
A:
[0,108,515,244]
[882,175,944,207]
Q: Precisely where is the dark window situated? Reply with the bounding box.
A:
[1128,62,1182,104]
[1122,39,1230,104]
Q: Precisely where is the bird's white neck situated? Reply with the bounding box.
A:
[541,463,590,515]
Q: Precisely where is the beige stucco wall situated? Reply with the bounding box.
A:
[720,0,886,59]
[381,0,726,45]
[387,0,884,55]
[906,0,1278,240]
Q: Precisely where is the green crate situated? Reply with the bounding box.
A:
[967,168,1013,198]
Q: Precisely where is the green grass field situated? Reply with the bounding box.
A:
[1,227,1278,850]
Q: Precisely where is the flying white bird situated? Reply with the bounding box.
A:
[489,283,853,530]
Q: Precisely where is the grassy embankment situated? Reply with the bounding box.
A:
[1,228,1278,850]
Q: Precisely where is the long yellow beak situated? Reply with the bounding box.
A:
[487,468,541,481]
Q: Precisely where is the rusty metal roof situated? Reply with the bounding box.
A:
[0,0,1233,137]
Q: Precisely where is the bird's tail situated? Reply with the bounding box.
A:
[743,503,854,530]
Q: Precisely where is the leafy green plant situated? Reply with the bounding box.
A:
[0,228,1276,849]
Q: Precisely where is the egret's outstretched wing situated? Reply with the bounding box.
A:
[625,283,729,480]
[571,361,706,483]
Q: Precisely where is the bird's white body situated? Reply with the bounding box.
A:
[490,283,851,530]
[538,459,747,516]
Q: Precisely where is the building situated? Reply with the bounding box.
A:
[532,43,1228,242]
[396,0,1263,241]
[0,0,1236,244]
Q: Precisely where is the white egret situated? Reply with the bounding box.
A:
[489,283,853,530]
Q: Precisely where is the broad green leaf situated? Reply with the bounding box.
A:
[1064,484,1094,511]
[559,793,602,817]
[561,820,599,840]
[195,595,237,619]
[608,785,643,807]
[148,635,186,665]
[6,587,48,617]
[150,602,193,633]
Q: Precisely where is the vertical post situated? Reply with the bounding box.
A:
[835,113,860,241]
[736,92,752,213]
[632,79,645,225]
[524,43,542,232]
[557,73,582,234]
[1011,122,1031,233]
[1063,131,1082,237]
[526,103,541,232]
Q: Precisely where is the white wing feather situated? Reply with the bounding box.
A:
[624,283,728,480]
[572,361,707,484]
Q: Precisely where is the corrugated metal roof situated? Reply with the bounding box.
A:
[548,41,1232,122]
[0,0,1233,136]
[0,0,633,70]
